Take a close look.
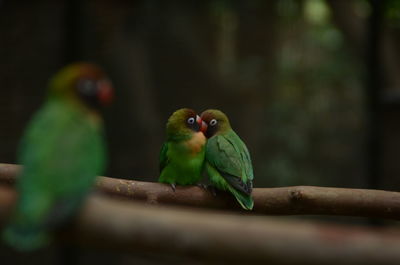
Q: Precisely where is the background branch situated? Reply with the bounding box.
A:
[1,185,400,265]
[1,163,400,220]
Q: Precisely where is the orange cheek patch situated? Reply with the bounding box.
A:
[186,132,206,155]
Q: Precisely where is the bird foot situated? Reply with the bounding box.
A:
[170,183,176,192]
[207,185,217,197]
[204,185,217,197]
[197,183,207,190]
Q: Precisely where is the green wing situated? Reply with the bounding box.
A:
[206,130,253,194]
[4,100,106,250]
[159,142,169,173]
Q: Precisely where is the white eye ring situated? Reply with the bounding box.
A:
[210,119,217,126]
[187,117,195,124]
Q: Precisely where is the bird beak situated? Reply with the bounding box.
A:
[98,79,114,106]
[201,121,208,133]
[196,115,202,126]
[196,115,208,133]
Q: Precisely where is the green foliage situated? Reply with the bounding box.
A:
[262,0,364,187]
[304,0,330,25]
[386,0,400,27]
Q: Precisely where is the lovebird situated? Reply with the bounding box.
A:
[158,108,207,190]
[201,109,254,210]
[3,62,113,251]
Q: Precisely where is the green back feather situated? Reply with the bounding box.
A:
[159,142,169,173]
[205,129,254,210]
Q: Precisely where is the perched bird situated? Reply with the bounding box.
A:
[201,109,254,210]
[3,62,113,251]
[158,108,207,190]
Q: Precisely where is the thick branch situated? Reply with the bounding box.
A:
[1,163,400,220]
[1,185,400,264]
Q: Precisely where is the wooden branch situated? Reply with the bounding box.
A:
[1,185,400,264]
[1,163,400,220]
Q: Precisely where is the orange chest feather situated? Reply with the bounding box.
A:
[185,132,206,155]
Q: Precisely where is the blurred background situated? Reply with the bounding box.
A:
[1,0,400,263]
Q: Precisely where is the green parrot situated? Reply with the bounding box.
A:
[3,62,113,251]
[158,108,207,190]
[201,109,254,210]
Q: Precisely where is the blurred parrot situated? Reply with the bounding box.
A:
[201,109,254,210]
[2,62,113,251]
[158,108,207,190]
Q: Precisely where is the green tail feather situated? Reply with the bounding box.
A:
[227,186,254,210]
[2,224,49,251]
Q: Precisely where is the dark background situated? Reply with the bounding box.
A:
[1,0,400,264]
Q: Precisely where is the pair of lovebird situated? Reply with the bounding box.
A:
[158,108,254,210]
[2,62,253,252]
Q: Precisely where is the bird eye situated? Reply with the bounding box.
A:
[187,117,195,124]
[76,78,101,108]
[210,119,218,126]
[77,79,97,95]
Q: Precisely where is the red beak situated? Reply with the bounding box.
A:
[201,121,208,133]
[98,79,114,106]
[196,115,208,133]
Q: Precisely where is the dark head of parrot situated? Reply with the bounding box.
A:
[200,109,232,138]
[166,108,205,139]
[49,62,114,110]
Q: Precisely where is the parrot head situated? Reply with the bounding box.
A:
[200,109,232,138]
[48,62,114,110]
[166,108,205,139]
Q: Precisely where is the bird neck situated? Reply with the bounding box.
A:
[210,125,231,138]
[167,131,193,142]
[49,96,102,127]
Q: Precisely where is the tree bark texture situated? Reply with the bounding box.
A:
[0,185,400,264]
[0,163,400,220]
